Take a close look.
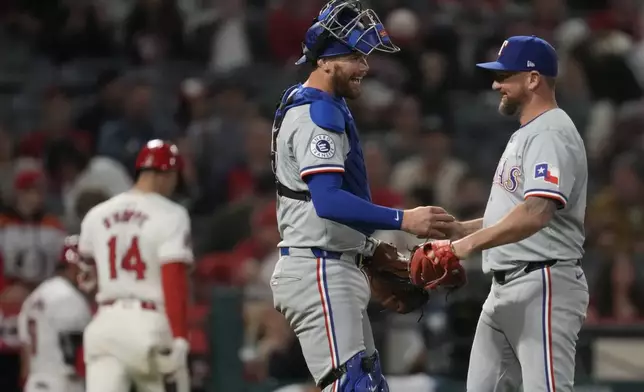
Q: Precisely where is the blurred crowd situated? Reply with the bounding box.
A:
[1,0,644,390]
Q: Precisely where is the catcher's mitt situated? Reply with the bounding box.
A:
[409,240,467,291]
[361,242,430,314]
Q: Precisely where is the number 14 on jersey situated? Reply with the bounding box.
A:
[107,236,147,280]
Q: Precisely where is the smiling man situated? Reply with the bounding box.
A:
[425,36,590,391]
[268,1,457,391]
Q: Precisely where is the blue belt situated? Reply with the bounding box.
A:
[279,247,364,266]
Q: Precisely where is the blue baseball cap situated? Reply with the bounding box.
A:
[476,35,558,77]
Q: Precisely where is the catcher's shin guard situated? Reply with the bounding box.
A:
[318,350,389,391]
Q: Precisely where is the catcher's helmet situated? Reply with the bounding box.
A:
[135,140,183,172]
[295,0,399,65]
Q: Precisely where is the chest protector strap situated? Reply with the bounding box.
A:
[271,87,312,202]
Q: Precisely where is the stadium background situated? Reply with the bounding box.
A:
[0,0,644,391]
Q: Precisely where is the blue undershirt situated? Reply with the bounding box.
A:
[305,172,403,232]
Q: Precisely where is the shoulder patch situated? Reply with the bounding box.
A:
[309,100,345,133]
[310,134,336,159]
[534,162,560,186]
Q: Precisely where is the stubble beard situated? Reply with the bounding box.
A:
[331,69,361,99]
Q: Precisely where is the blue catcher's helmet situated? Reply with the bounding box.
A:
[295,0,400,65]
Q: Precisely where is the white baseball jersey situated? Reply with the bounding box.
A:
[18,276,92,376]
[78,190,193,305]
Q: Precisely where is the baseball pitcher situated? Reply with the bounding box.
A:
[18,235,92,392]
[78,140,192,392]
[410,36,590,391]
[269,1,456,391]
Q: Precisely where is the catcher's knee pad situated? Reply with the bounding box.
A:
[331,350,388,392]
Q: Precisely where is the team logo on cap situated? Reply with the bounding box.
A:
[310,134,336,159]
[498,40,509,57]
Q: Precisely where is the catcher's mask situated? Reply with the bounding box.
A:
[295,0,400,65]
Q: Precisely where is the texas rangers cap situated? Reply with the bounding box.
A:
[476,35,558,77]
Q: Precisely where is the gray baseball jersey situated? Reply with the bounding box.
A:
[274,104,368,253]
[271,93,380,390]
[481,108,587,273]
[468,107,590,392]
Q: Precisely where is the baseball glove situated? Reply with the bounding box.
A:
[409,240,467,291]
[361,242,430,314]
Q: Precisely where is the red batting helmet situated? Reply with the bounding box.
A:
[135,140,183,172]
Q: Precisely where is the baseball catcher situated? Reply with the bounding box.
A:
[268,1,457,390]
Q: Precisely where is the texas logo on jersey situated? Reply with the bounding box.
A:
[534,162,559,186]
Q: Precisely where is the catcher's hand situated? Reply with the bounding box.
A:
[409,240,467,291]
[361,242,430,314]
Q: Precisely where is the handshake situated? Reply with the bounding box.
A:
[400,206,461,239]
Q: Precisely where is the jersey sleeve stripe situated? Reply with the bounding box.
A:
[524,189,567,207]
[300,165,345,178]
[301,163,344,172]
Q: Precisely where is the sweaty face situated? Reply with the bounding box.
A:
[328,53,369,99]
[492,72,530,116]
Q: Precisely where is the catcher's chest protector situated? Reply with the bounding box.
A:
[270,85,371,203]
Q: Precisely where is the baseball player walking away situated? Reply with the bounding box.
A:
[269,1,456,391]
[18,235,92,392]
[78,140,192,392]
[429,36,589,391]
